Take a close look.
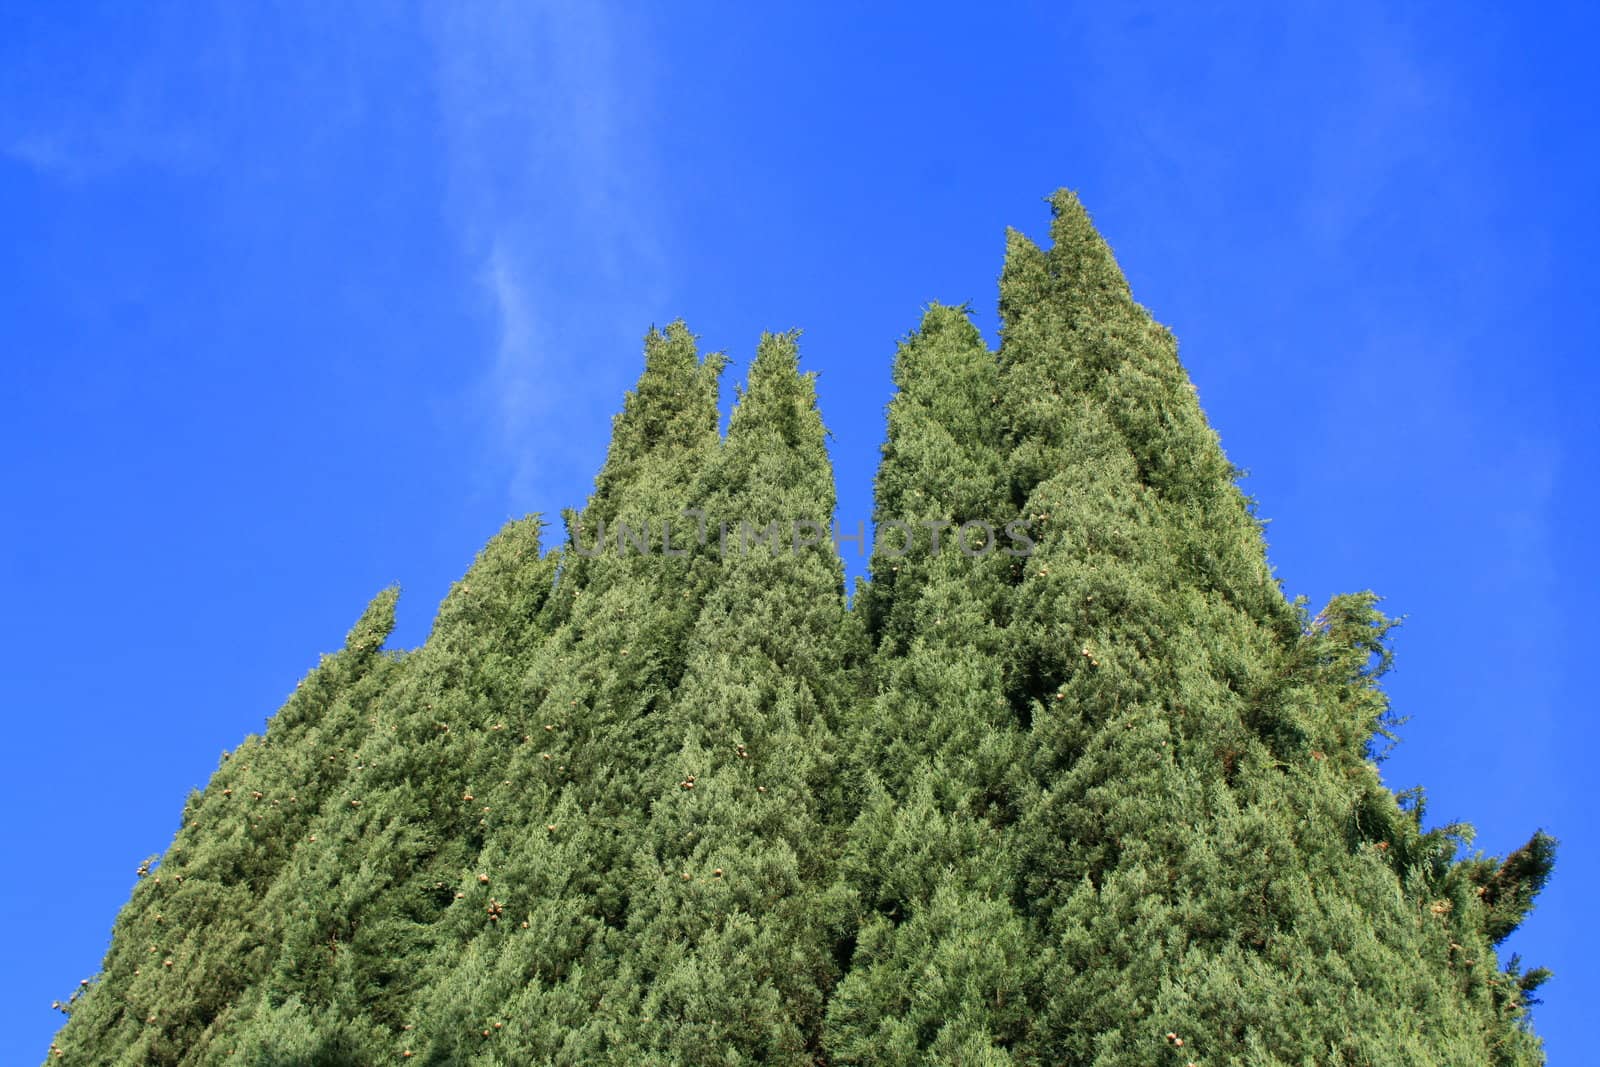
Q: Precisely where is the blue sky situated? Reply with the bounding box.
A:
[2,2,1594,1060]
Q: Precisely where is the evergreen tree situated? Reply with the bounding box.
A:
[993,191,1550,1065]
[379,321,727,1062]
[49,588,405,1064]
[827,305,1039,1063]
[48,191,1553,1067]
[593,332,862,1063]
[232,514,560,1061]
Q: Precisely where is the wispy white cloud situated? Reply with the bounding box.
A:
[482,240,551,505]
[427,0,671,515]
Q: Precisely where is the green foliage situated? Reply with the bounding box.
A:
[50,194,1553,1066]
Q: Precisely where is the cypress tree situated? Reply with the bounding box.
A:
[231,514,560,1060]
[995,191,1550,1065]
[827,305,1039,1063]
[384,321,727,1062]
[48,191,1553,1067]
[49,588,405,1064]
[615,332,861,1062]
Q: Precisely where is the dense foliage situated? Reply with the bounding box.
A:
[49,192,1552,1065]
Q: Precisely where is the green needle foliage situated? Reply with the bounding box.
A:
[49,192,1553,1066]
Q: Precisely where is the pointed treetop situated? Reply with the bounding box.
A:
[1000,192,1135,358]
[583,320,724,528]
[998,227,1050,340]
[891,303,989,391]
[877,303,1003,521]
[914,300,979,341]
[1481,830,1558,944]
[1042,188,1134,304]
[604,320,724,471]
[728,331,828,455]
[865,301,1007,651]
[344,586,399,655]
